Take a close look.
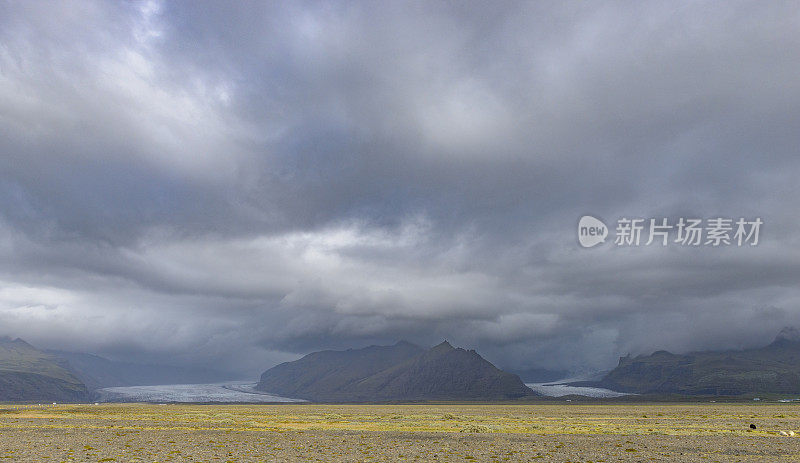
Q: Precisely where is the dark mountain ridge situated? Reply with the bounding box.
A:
[256,340,535,402]
[0,337,90,402]
[0,337,235,402]
[50,350,231,390]
[575,327,800,395]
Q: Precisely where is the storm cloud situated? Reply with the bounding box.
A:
[1,1,799,377]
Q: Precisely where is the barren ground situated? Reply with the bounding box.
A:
[1,402,800,462]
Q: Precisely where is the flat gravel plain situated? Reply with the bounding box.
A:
[1,403,800,462]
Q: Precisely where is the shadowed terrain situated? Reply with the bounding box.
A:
[257,341,534,402]
[0,338,89,402]
[578,328,800,395]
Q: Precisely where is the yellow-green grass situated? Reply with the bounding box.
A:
[2,403,800,462]
[1,402,800,435]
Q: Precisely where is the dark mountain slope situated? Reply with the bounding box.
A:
[579,327,800,395]
[51,350,231,390]
[0,337,89,402]
[256,341,425,400]
[351,341,533,401]
[257,340,535,402]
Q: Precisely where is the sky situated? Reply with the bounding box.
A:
[0,1,799,378]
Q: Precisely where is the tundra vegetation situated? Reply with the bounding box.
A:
[1,403,800,461]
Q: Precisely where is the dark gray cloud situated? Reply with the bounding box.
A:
[0,1,799,377]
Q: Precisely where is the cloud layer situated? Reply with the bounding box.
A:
[1,1,799,376]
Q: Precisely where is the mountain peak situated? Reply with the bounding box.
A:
[0,337,34,348]
[772,326,800,346]
[594,327,800,395]
[257,340,534,401]
[433,340,454,350]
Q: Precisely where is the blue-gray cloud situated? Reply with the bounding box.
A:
[0,0,798,376]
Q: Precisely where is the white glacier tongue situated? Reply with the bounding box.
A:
[97,382,305,403]
[526,382,630,398]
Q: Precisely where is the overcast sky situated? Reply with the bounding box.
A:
[1,1,799,377]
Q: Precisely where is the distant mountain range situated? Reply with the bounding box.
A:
[9,327,800,403]
[0,337,230,402]
[0,338,89,402]
[572,327,800,395]
[506,367,570,383]
[51,350,229,391]
[256,340,535,402]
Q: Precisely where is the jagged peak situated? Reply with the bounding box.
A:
[433,340,454,350]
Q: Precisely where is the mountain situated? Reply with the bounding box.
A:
[507,367,570,383]
[50,351,232,390]
[578,328,800,395]
[256,340,535,402]
[0,337,90,402]
[256,341,425,400]
[0,336,236,402]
